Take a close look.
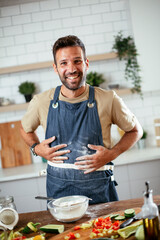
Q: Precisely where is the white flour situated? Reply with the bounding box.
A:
[49,196,88,222]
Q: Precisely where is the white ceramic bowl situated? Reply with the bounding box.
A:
[47,195,89,222]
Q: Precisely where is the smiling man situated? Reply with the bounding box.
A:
[20,35,143,204]
[54,46,88,91]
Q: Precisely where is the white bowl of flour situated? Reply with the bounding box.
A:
[47,195,89,222]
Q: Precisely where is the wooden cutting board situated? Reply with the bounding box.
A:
[0,120,32,168]
[50,208,141,240]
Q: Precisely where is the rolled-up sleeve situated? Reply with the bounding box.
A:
[111,92,136,132]
[21,95,40,133]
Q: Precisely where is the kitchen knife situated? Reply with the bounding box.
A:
[120,211,143,228]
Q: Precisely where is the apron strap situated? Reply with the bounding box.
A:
[88,85,95,103]
[88,85,95,108]
[53,85,61,104]
[53,85,95,105]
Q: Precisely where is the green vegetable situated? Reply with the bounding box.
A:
[110,214,119,219]
[13,231,23,238]
[22,222,40,234]
[124,209,135,218]
[135,225,145,240]
[22,226,30,234]
[40,224,64,233]
[8,230,14,240]
[0,231,7,240]
[114,215,126,221]
[118,220,142,239]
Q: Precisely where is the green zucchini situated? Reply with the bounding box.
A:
[110,214,119,219]
[124,209,135,218]
[114,215,126,221]
[40,224,64,233]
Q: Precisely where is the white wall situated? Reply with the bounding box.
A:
[0,0,160,163]
[129,0,160,92]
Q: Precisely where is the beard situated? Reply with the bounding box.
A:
[58,70,87,91]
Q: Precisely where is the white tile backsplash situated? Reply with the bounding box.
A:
[20,2,40,13]
[12,14,31,25]
[59,0,79,8]
[1,5,20,17]
[91,3,110,14]
[0,16,12,27]
[71,6,91,16]
[4,25,23,36]
[51,8,71,19]
[0,0,160,152]
[110,1,126,11]
[23,22,43,33]
[40,0,59,11]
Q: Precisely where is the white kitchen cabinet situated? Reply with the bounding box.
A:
[0,176,47,213]
[115,159,160,200]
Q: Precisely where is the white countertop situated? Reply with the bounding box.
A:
[114,146,160,165]
[0,147,160,182]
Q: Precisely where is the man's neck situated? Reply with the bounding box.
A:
[61,85,86,98]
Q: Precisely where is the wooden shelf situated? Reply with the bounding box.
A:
[0,88,131,113]
[0,52,117,75]
[0,103,29,113]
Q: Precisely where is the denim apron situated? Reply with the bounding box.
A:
[45,85,118,204]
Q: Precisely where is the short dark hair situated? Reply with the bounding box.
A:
[52,35,86,65]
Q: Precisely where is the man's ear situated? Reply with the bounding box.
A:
[86,58,89,70]
[53,63,58,74]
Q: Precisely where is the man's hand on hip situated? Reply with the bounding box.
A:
[35,136,70,162]
[75,144,116,174]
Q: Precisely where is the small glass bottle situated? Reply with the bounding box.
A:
[0,196,17,211]
[142,181,160,240]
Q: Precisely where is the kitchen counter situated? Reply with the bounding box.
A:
[0,147,160,182]
[8,195,160,240]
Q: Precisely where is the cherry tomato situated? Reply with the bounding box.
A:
[66,232,76,240]
[74,226,81,231]
[112,220,120,230]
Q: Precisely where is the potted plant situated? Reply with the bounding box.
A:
[86,71,105,87]
[18,81,36,102]
[137,129,147,149]
[112,31,143,98]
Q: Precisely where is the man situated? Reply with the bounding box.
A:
[20,35,143,204]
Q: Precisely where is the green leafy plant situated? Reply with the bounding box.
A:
[18,81,36,95]
[141,129,147,139]
[86,71,105,86]
[112,31,142,97]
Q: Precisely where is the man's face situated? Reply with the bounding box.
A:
[53,46,89,90]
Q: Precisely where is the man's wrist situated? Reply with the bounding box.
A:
[30,143,39,156]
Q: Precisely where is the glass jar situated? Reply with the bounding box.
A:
[0,196,17,211]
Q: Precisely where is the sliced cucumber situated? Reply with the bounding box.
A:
[124,209,135,218]
[110,214,119,219]
[40,224,64,233]
[114,215,126,221]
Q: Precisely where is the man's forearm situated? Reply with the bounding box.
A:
[20,123,40,147]
[111,120,143,158]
